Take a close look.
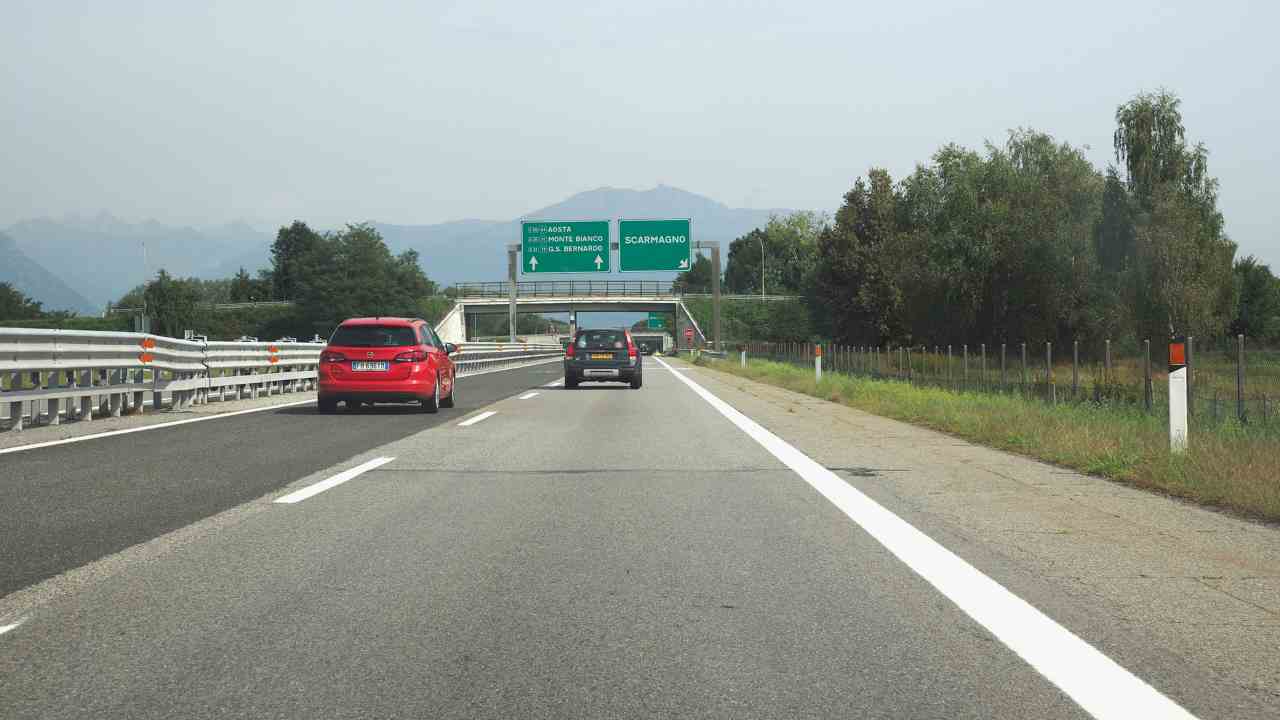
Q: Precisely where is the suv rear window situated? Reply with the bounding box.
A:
[329,325,418,347]
[576,330,625,350]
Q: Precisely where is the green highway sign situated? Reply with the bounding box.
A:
[618,219,691,273]
[521,220,610,274]
[646,312,666,329]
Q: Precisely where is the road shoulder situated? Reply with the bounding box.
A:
[678,356,1280,715]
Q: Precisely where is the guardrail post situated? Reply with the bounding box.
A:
[79,368,94,421]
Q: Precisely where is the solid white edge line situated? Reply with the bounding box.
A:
[0,399,317,457]
[653,356,1196,720]
[274,456,395,504]
[0,618,26,636]
[518,392,539,400]
[543,378,564,387]
[457,411,497,427]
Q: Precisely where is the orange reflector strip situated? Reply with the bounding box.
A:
[268,345,279,353]
[1169,343,1186,366]
[815,345,823,357]
[138,352,154,363]
[269,356,280,364]
[140,338,156,349]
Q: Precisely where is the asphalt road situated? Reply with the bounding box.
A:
[0,357,1248,718]
[0,361,563,598]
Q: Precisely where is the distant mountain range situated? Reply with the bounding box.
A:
[2,186,791,312]
[0,232,97,314]
[376,185,790,286]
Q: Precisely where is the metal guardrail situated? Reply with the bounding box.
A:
[452,342,564,375]
[0,329,323,431]
[0,331,564,431]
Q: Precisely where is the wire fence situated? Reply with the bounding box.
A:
[740,336,1280,433]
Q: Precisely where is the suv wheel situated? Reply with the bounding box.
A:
[565,373,578,389]
[318,397,337,413]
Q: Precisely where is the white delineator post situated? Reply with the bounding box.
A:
[1169,339,1188,453]
[815,344,823,383]
[740,345,747,368]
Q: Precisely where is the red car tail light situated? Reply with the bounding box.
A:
[321,351,346,363]
[394,349,429,363]
[626,332,637,358]
[565,343,575,358]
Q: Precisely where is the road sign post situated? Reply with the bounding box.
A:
[619,219,691,272]
[506,243,519,342]
[521,221,610,274]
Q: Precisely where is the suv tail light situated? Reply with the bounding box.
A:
[395,349,429,363]
[565,343,575,359]
[626,333,637,358]
[321,351,346,363]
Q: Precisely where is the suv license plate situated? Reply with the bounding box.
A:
[590,353,613,360]
[351,361,389,371]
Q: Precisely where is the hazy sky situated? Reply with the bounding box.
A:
[3,1,1277,267]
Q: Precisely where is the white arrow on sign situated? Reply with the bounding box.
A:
[678,258,689,270]
[529,256,538,270]
[594,255,604,270]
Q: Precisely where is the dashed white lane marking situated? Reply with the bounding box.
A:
[0,399,316,457]
[0,618,26,636]
[518,392,539,400]
[654,356,1196,720]
[457,411,497,427]
[274,456,395,504]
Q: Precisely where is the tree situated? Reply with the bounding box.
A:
[0,282,45,320]
[723,212,825,295]
[671,253,714,293]
[229,267,255,303]
[143,270,201,337]
[270,221,323,301]
[1230,256,1280,342]
[813,168,902,344]
[1113,90,1235,338]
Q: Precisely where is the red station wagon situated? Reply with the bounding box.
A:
[318,317,457,413]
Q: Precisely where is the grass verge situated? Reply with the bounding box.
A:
[696,356,1280,523]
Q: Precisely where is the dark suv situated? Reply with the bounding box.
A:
[563,328,643,389]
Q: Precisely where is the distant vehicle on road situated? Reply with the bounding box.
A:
[564,328,643,389]
[318,317,457,413]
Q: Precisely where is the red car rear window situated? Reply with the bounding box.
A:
[329,325,417,347]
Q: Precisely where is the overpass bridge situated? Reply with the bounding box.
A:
[434,281,711,347]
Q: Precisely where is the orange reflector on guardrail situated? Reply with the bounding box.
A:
[815,344,823,357]
[139,352,154,363]
[268,345,279,354]
[269,356,279,364]
[140,337,156,349]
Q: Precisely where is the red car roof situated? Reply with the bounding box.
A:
[337,317,417,327]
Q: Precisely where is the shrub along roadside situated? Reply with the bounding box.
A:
[695,357,1280,523]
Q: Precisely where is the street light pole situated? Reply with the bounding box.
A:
[757,235,765,296]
